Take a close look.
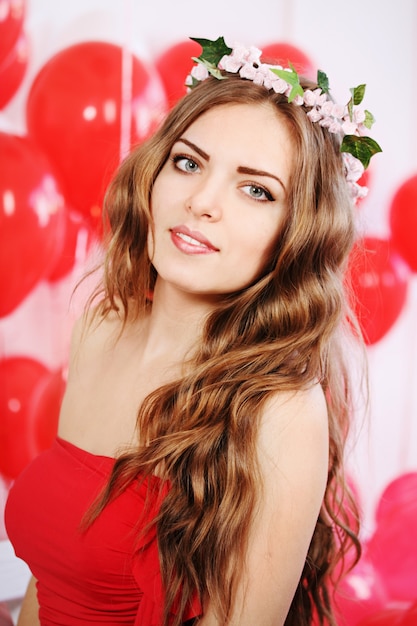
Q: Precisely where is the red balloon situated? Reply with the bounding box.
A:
[389,174,417,272]
[47,207,95,283]
[155,39,201,107]
[347,237,410,344]
[0,357,49,478]
[26,41,167,228]
[0,31,29,109]
[0,132,66,317]
[0,0,26,65]
[260,42,316,79]
[366,473,417,602]
[28,368,66,451]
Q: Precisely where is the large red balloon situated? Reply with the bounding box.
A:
[155,39,201,107]
[0,31,28,109]
[0,132,66,317]
[26,41,167,228]
[0,0,26,65]
[347,237,410,345]
[0,357,49,478]
[389,174,417,272]
[366,473,417,602]
[260,42,316,79]
[47,207,95,283]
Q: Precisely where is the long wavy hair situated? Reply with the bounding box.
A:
[88,74,364,625]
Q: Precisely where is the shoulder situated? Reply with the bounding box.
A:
[67,307,121,370]
[258,384,328,464]
[256,383,329,524]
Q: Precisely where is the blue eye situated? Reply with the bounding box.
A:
[173,155,200,173]
[242,184,274,202]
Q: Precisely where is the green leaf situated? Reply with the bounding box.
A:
[350,84,366,106]
[190,57,227,80]
[270,67,304,102]
[190,37,232,66]
[341,135,382,169]
[317,70,330,93]
[364,110,375,129]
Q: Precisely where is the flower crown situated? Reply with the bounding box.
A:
[185,37,382,202]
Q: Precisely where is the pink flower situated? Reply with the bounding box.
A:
[307,108,322,123]
[343,153,365,182]
[219,43,262,74]
[190,64,209,81]
[352,108,366,124]
[348,181,368,201]
[239,62,260,82]
[303,88,327,108]
[320,116,342,133]
[219,53,242,73]
[341,120,359,135]
[271,77,290,94]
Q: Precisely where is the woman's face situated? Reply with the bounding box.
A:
[148,102,294,301]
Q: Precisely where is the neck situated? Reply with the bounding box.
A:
[139,278,219,363]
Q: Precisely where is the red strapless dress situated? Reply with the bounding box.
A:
[5,437,201,625]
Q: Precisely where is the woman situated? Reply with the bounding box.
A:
[6,38,379,626]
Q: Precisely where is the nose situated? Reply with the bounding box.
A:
[186,175,223,221]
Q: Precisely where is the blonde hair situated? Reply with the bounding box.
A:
[90,74,363,626]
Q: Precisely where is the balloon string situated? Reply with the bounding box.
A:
[120,0,134,162]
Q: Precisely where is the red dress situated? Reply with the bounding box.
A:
[5,438,201,625]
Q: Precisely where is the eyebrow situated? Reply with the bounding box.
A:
[177,137,210,161]
[176,137,286,193]
[237,166,286,193]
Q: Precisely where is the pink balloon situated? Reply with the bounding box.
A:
[399,602,417,626]
[366,473,417,602]
[334,556,387,626]
[356,608,406,626]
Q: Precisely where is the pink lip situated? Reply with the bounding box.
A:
[170,225,219,255]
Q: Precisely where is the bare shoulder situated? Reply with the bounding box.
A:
[256,384,329,516]
[258,384,328,473]
[66,307,121,373]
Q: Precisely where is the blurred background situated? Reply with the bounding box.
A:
[0,0,416,624]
